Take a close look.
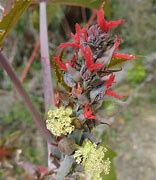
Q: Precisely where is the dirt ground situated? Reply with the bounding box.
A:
[111,103,156,180]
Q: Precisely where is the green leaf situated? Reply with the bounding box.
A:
[33,0,111,13]
[45,0,100,9]
[0,0,32,45]
[32,4,61,29]
[47,4,61,25]
[32,0,112,31]
[69,129,83,144]
[108,57,128,68]
[127,64,146,85]
[102,147,117,180]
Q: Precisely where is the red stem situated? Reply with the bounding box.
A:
[20,39,40,83]
[81,7,87,22]
[85,10,96,29]
[0,52,55,144]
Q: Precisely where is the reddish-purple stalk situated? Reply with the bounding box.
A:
[20,38,40,83]
[0,52,54,144]
[39,0,55,171]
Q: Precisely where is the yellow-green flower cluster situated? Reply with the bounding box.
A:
[46,106,74,136]
[73,139,111,180]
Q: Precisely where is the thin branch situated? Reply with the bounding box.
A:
[20,38,40,83]
[62,11,71,37]
[0,52,55,145]
[81,7,87,22]
[4,0,14,15]
[9,39,18,64]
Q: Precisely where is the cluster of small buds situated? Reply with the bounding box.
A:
[74,139,111,179]
[46,106,74,136]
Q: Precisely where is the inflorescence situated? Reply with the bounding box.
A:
[46,2,135,178]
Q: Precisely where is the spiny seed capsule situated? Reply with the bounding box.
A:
[72,118,83,129]
[58,137,76,155]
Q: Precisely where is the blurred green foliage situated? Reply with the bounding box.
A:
[103,101,116,116]
[3,101,33,124]
[24,146,40,163]
[149,85,156,104]
[112,0,156,54]
[127,63,146,86]
[3,94,43,125]
[120,111,134,122]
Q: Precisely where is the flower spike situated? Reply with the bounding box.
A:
[84,104,96,120]
[81,45,103,72]
[97,3,124,32]
[49,1,136,178]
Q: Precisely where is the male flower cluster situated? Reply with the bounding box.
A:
[74,139,111,179]
[46,107,74,136]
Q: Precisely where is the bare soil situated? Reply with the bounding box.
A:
[111,103,156,180]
